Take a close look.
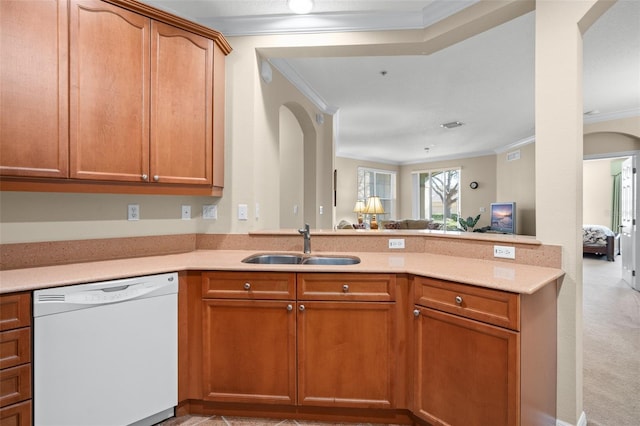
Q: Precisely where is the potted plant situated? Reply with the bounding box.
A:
[458,214,481,232]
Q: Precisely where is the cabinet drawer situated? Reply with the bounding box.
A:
[203,272,295,299]
[0,329,30,370]
[298,273,395,301]
[0,400,32,426]
[414,277,519,330]
[0,294,31,332]
[0,364,31,408]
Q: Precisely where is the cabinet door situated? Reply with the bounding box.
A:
[1,0,68,178]
[202,299,296,405]
[150,22,213,185]
[297,301,395,409]
[69,0,150,182]
[413,306,519,426]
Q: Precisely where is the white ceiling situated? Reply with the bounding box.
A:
[141,0,640,165]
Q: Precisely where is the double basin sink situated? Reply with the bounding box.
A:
[242,253,360,266]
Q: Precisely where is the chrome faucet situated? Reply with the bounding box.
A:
[298,223,311,254]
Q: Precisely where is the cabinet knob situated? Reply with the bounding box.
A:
[244,282,251,290]
[153,175,159,182]
[413,309,420,317]
[141,174,148,181]
[455,295,463,305]
[342,284,349,292]
[299,305,305,312]
[286,304,293,311]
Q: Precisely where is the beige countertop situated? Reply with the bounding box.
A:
[0,249,563,295]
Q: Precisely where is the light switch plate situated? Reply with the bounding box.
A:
[238,204,248,221]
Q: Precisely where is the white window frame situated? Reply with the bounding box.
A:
[411,167,461,228]
[357,166,396,220]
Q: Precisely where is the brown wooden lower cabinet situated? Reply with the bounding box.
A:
[297,301,395,409]
[0,400,32,426]
[413,307,518,426]
[0,292,31,426]
[202,299,296,405]
[180,272,557,425]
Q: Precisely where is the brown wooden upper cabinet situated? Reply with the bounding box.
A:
[70,0,212,185]
[1,0,230,195]
[0,0,69,178]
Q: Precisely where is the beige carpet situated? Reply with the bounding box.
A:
[583,255,640,426]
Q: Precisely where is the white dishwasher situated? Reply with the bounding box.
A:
[33,272,178,426]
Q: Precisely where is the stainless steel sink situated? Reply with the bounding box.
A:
[302,256,360,265]
[241,253,360,265]
[241,254,304,264]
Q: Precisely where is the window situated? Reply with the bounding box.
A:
[357,167,396,219]
[413,168,460,229]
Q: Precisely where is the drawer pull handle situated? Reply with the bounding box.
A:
[153,175,159,182]
[342,284,349,292]
[287,304,293,311]
[455,295,463,305]
[141,174,148,181]
[244,282,251,290]
[413,309,420,317]
[299,305,305,312]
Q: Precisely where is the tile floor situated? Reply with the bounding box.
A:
[158,415,401,426]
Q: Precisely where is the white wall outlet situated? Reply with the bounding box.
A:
[127,204,140,221]
[181,205,191,220]
[255,203,260,219]
[494,245,516,259]
[238,204,248,221]
[389,239,405,249]
[203,205,217,220]
[479,207,486,213]
[293,205,298,215]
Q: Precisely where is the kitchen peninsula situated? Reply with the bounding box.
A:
[1,231,563,426]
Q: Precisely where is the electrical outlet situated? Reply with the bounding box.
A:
[203,205,217,220]
[493,245,515,259]
[127,204,140,221]
[181,205,191,220]
[389,239,405,249]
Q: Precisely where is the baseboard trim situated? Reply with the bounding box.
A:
[557,411,587,426]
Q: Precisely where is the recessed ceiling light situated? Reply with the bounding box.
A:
[288,0,314,14]
[440,121,464,129]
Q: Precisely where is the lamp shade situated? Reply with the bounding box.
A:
[363,196,385,214]
[353,200,366,213]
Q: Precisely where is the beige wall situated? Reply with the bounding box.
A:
[583,158,615,228]
[497,142,536,235]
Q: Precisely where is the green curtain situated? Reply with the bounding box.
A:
[611,171,622,233]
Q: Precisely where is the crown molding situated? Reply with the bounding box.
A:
[269,58,339,115]
[583,107,640,124]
